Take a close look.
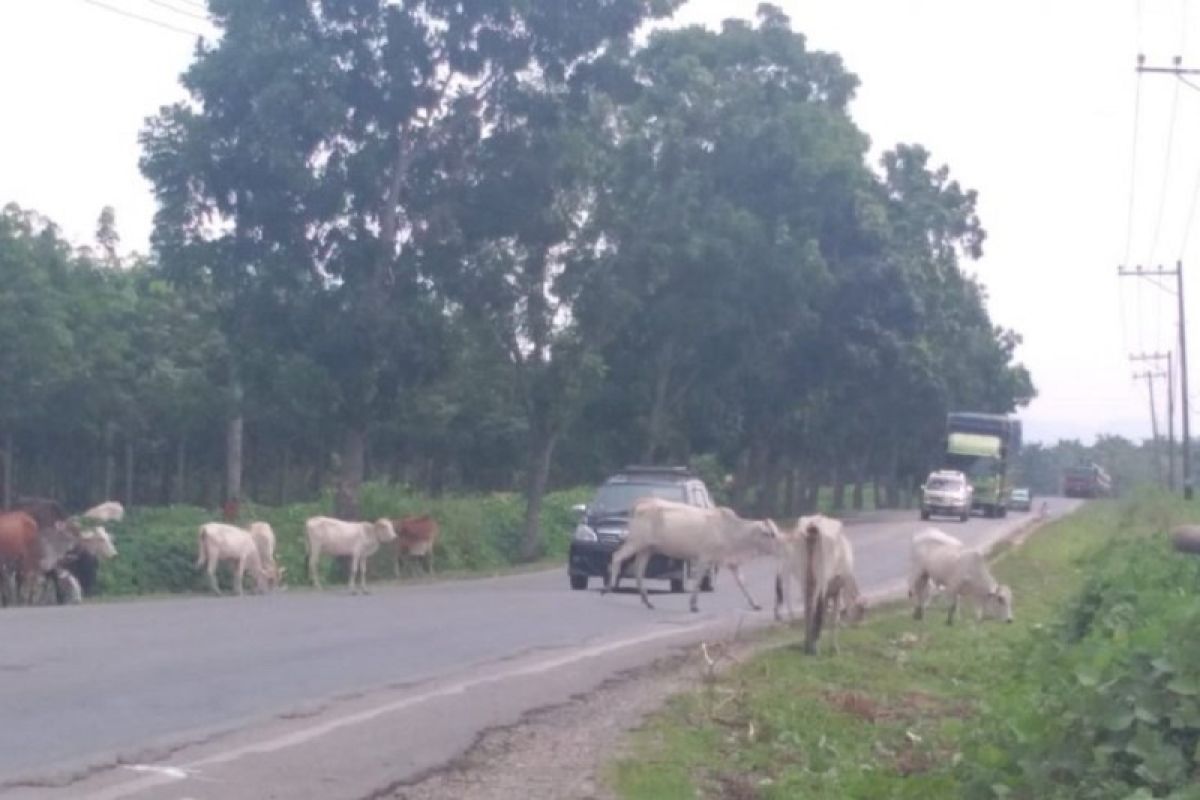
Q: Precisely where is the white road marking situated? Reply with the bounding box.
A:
[81,618,715,800]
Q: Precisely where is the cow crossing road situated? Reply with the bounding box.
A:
[0,499,1079,799]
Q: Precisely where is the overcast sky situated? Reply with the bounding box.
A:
[0,0,1193,444]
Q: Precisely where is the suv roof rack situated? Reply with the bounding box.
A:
[618,465,694,477]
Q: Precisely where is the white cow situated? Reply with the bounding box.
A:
[247,521,284,589]
[909,527,1013,625]
[305,517,397,594]
[81,501,124,522]
[603,498,779,612]
[774,514,865,654]
[195,522,268,596]
[78,526,117,560]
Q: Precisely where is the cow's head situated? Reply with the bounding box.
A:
[79,526,117,559]
[843,597,868,625]
[984,584,1014,623]
[373,518,398,542]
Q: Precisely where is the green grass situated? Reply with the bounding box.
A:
[609,495,1192,800]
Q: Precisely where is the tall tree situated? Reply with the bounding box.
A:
[142,0,679,522]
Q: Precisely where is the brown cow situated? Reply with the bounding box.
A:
[392,515,439,578]
[0,512,44,606]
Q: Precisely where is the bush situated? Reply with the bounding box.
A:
[94,484,591,595]
[959,489,1200,800]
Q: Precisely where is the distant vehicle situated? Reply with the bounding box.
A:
[920,470,973,522]
[1062,462,1113,499]
[1008,487,1032,512]
[942,412,1022,518]
[567,466,716,592]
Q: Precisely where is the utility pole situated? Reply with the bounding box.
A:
[1120,263,1192,498]
[1131,352,1175,490]
[1130,51,1197,497]
[1133,368,1167,486]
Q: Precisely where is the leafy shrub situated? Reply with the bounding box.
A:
[959,489,1200,799]
[94,484,591,595]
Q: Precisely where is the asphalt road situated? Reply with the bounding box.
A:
[0,498,1080,799]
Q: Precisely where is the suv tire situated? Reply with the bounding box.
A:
[920,509,931,521]
[959,510,969,523]
[669,578,685,593]
[700,573,714,592]
[570,574,588,591]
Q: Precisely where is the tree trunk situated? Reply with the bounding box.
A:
[642,344,673,464]
[225,378,244,505]
[851,460,865,511]
[278,448,290,505]
[123,439,134,508]
[334,426,366,521]
[758,451,782,518]
[804,482,820,513]
[174,437,187,505]
[831,462,845,512]
[520,429,558,562]
[884,445,902,509]
[783,466,797,517]
[103,421,116,500]
[2,432,13,508]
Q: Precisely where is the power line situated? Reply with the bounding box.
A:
[1124,55,1145,267]
[1147,59,1183,268]
[138,0,209,23]
[80,0,204,37]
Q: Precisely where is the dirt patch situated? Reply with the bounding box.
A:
[823,689,974,725]
[383,637,767,800]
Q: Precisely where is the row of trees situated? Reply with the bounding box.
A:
[1017,436,1163,496]
[0,3,1033,557]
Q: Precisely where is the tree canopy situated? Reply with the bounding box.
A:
[1,4,1034,552]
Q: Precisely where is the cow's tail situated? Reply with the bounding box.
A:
[803,523,824,653]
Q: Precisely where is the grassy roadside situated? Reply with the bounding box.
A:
[609,493,1200,799]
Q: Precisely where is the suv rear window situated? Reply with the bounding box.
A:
[590,482,686,514]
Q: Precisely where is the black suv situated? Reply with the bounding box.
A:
[567,466,716,592]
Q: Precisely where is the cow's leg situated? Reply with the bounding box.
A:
[348,551,361,594]
[426,551,435,576]
[689,561,712,613]
[394,551,402,579]
[605,543,635,596]
[911,572,930,620]
[945,591,959,626]
[206,557,222,596]
[829,588,842,655]
[727,564,760,611]
[233,555,247,597]
[309,545,323,590]
[634,551,654,609]
[359,554,371,594]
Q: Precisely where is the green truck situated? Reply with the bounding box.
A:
[942,412,1022,519]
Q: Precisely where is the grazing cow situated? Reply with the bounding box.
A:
[910,528,1013,625]
[774,515,866,655]
[81,501,124,522]
[247,521,284,589]
[392,515,439,577]
[0,512,41,605]
[10,498,101,602]
[53,568,82,604]
[603,498,779,612]
[195,523,268,596]
[305,517,397,594]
